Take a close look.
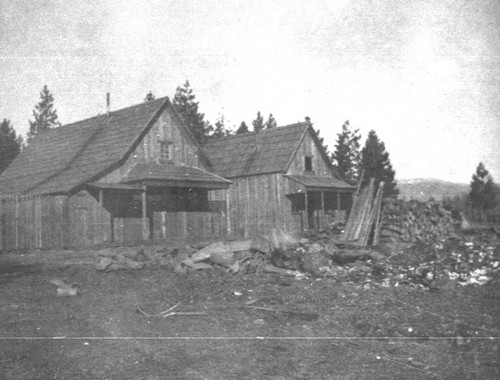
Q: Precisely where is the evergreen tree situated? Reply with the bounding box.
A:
[332,120,361,184]
[359,130,398,197]
[468,162,497,220]
[252,111,264,132]
[265,113,277,129]
[28,85,61,142]
[211,114,227,138]
[0,119,23,174]
[144,91,156,102]
[173,80,212,145]
[236,121,249,134]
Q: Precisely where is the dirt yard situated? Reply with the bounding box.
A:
[1,245,499,380]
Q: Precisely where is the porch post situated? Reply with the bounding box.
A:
[337,191,341,220]
[321,190,325,228]
[142,186,149,241]
[109,191,114,242]
[99,189,104,243]
[304,191,309,230]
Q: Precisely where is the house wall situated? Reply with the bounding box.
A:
[100,107,206,184]
[287,132,332,177]
[209,173,302,238]
[0,194,70,251]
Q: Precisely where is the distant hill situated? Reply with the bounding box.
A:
[397,178,469,201]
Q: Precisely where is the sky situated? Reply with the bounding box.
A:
[0,0,499,184]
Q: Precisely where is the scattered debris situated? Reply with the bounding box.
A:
[136,302,207,318]
[244,305,319,321]
[50,278,78,296]
[95,248,147,272]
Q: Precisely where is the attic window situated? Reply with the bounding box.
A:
[160,141,173,160]
[305,156,313,171]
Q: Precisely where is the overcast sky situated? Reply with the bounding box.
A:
[0,0,498,183]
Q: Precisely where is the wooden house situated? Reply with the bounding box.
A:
[205,123,354,238]
[0,96,354,250]
[0,97,231,250]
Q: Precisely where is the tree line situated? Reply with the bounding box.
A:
[1,82,496,221]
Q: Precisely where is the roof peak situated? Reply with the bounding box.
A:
[205,122,309,144]
[46,96,170,132]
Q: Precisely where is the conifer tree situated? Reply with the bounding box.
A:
[332,120,361,184]
[265,113,277,129]
[0,119,23,174]
[468,162,497,220]
[359,130,398,197]
[236,121,249,134]
[28,85,61,142]
[252,111,264,132]
[144,91,156,102]
[173,80,212,144]
[211,114,227,138]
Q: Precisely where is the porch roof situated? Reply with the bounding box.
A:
[285,175,355,192]
[124,162,232,190]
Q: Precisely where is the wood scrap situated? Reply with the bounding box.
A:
[137,302,207,318]
[244,306,319,321]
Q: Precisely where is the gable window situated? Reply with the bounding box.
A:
[159,140,173,161]
[305,156,313,171]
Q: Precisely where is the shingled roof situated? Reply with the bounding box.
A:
[124,162,231,189]
[0,97,208,195]
[204,122,334,178]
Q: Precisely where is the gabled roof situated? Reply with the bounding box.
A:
[0,97,209,195]
[204,122,333,178]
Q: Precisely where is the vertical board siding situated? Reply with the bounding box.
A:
[224,173,302,239]
[0,194,69,251]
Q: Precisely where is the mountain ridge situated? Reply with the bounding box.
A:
[396,178,469,201]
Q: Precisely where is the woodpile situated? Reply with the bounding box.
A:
[380,199,455,244]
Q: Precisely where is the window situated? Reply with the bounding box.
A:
[159,140,173,161]
[305,156,313,171]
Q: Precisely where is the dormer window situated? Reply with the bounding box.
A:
[305,156,313,171]
[160,140,173,161]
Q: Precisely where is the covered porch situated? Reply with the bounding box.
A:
[86,163,232,242]
[285,175,355,231]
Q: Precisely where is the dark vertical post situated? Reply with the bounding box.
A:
[321,190,325,228]
[337,191,341,220]
[304,191,309,230]
[109,191,114,243]
[142,186,149,241]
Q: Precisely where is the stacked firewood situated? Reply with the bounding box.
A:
[380,199,455,244]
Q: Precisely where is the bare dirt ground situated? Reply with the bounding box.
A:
[0,246,499,380]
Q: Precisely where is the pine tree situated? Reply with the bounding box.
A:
[0,119,23,174]
[28,85,61,142]
[236,121,249,134]
[211,114,227,138]
[468,162,497,220]
[144,91,156,102]
[252,111,264,132]
[173,80,212,145]
[332,120,361,184]
[265,113,277,129]
[359,130,398,197]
